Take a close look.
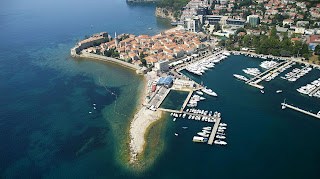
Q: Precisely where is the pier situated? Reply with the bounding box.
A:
[245,61,286,84]
[285,65,310,79]
[309,86,320,96]
[180,91,194,112]
[281,103,320,119]
[207,117,221,145]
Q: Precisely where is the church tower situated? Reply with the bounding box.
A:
[115,32,119,48]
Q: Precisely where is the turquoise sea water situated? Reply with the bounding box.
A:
[1,0,320,178]
[0,0,171,178]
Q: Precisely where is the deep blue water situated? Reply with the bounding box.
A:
[1,0,320,178]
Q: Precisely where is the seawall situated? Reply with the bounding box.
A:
[79,52,142,73]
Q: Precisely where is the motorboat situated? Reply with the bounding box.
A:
[173,118,176,121]
[317,111,320,116]
[233,74,249,82]
[216,135,226,139]
[260,90,265,94]
[182,127,188,129]
[203,126,212,130]
[196,91,203,95]
[202,129,211,134]
[281,104,286,110]
[192,136,208,143]
[218,126,226,130]
[276,90,282,93]
[197,132,209,138]
[175,133,178,136]
[219,123,227,127]
[218,129,224,133]
[214,140,227,145]
[202,88,218,97]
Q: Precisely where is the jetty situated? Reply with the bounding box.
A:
[207,117,221,145]
[281,103,320,119]
[246,61,291,89]
[309,86,320,96]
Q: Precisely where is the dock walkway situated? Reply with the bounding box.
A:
[245,61,286,84]
[282,103,320,119]
[309,86,320,96]
[208,117,221,145]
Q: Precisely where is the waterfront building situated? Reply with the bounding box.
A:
[154,60,169,73]
[184,17,201,32]
[246,15,260,26]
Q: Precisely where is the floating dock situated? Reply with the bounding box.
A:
[180,91,194,112]
[282,103,320,119]
[207,117,221,145]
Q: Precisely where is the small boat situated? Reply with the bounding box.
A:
[260,90,265,94]
[182,127,188,129]
[218,129,224,132]
[282,104,286,110]
[197,132,209,138]
[93,104,96,106]
[192,136,208,143]
[173,118,176,121]
[214,140,227,145]
[203,126,212,130]
[317,111,320,116]
[276,90,282,93]
[216,135,226,139]
[201,129,211,133]
[175,133,178,136]
[148,27,153,30]
[93,107,96,110]
[219,123,227,127]
[89,112,92,114]
[218,126,226,130]
[196,91,203,95]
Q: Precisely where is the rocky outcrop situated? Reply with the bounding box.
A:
[155,7,176,22]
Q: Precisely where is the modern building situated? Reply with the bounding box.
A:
[184,17,201,32]
[157,77,174,88]
[154,60,169,72]
[247,15,260,26]
[226,19,246,28]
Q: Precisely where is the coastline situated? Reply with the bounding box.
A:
[128,26,183,165]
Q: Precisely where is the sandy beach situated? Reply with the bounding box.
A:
[129,72,163,163]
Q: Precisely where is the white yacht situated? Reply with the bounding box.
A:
[202,88,218,97]
[196,91,203,95]
[214,140,227,145]
[233,74,249,82]
[216,135,226,139]
[197,132,209,138]
[276,90,282,93]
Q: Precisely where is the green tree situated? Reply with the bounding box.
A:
[315,45,320,55]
